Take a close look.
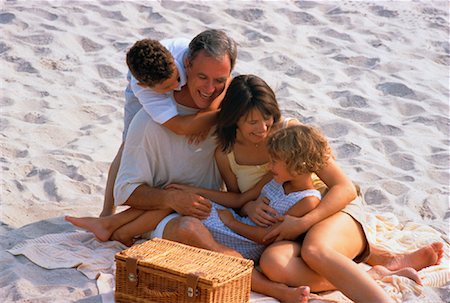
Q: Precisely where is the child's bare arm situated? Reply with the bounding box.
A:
[163,110,219,136]
[220,196,321,245]
[218,209,270,244]
[285,196,321,218]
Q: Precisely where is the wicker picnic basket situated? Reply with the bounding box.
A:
[115,238,254,303]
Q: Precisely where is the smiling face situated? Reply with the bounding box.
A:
[184,50,231,109]
[236,108,274,145]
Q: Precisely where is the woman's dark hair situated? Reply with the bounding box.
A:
[215,74,281,152]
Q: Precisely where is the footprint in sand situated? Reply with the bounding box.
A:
[376,82,417,99]
[335,143,362,159]
[96,64,121,79]
[0,12,15,24]
[224,8,264,22]
[332,108,380,123]
[364,187,391,206]
[368,122,403,136]
[328,90,369,108]
[388,153,415,171]
[24,112,47,124]
[80,37,103,52]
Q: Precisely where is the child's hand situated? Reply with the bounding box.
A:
[187,129,210,145]
[217,209,234,226]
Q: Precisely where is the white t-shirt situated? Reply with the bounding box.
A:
[114,103,223,206]
[124,38,189,133]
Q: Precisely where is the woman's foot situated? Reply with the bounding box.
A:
[368,265,422,285]
[65,216,112,242]
[280,286,310,303]
[99,206,116,217]
[378,242,444,271]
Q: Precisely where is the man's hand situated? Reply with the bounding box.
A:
[165,183,199,194]
[262,215,310,243]
[166,188,211,220]
[241,197,280,227]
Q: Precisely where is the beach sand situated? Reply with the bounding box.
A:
[1,1,449,302]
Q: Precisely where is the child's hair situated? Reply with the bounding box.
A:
[267,124,333,174]
[126,39,175,87]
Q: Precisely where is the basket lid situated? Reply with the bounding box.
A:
[116,238,254,285]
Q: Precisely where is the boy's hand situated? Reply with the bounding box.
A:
[217,209,234,226]
[187,129,209,145]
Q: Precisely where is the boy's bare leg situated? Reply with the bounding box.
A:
[163,216,310,303]
[99,143,124,217]
[65,207,145,241]
[366,242,444,271]
[111,209,173,246]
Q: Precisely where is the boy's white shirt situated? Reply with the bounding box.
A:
[128,38,189,124]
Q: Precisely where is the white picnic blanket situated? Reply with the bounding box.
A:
[7,212,449,303]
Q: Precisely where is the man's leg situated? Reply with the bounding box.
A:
[99,143,124,217]
[163,216,310,303]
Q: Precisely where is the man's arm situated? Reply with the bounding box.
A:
[124,183,212,220]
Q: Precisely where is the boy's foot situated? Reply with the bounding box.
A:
[65,216,112,242]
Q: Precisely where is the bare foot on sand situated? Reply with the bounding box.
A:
[65,216,112,242]
[280,286,310,303]
[369,265,422,285]
[379,242,444,271]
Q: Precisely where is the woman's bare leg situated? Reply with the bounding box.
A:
[99,143,124,217]
[366,242,444,271]
[261,212,396,303]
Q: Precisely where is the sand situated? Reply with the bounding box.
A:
[0,0,449,302]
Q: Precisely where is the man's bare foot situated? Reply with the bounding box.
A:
[65,216,112,242]
[368,265,422,285]
[380,242,444,271]
[280,286,310,303]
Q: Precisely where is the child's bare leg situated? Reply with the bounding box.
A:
[366,242,444,271]
[65,207,144,241]
[164,217,310,303]
[99,143,124,217]
[111,209,173,246]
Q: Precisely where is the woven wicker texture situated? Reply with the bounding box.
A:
[115,238,253,303]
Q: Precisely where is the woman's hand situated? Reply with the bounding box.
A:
[263,215,311,242]
[241,197,280,227]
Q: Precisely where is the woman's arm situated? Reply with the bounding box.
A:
[263,159,357,242]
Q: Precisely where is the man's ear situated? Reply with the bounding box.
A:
[184,57,190,70]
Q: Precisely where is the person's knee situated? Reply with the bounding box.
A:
[164,216,203,243]
[301,239,330,269]
[260,242,296,281]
